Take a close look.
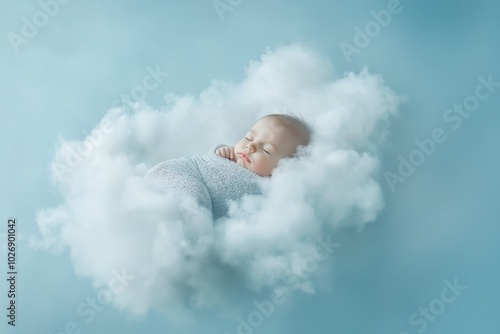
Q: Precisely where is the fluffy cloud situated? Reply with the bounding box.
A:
[32,44,400,320]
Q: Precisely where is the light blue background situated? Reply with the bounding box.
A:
[1,0,499,333]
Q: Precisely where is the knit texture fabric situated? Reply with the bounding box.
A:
[145,144,264,220]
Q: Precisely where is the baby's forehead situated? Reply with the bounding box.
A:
[251,117,293,134]
[249,127,293,144]
[247,115,310,150]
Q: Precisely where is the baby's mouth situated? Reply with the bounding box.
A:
[238,152,250,163]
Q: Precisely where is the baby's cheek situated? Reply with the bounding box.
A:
[268,159,279,170]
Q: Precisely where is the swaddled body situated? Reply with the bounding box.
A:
[145,144,263,220]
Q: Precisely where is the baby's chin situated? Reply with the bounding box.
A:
[235,156,272,176]
[236,157,249,168]
[236,157,256,173]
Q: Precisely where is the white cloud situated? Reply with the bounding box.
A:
[32,44,401,320]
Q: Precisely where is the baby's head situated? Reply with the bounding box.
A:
[234,114,312,176]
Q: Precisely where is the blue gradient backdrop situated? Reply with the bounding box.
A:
[1,0,499,333]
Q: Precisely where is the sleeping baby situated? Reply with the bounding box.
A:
[145,114,311,220]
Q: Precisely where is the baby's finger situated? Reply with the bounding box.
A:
[220,147,230,158]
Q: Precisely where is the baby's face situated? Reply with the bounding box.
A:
[234,117,304,176]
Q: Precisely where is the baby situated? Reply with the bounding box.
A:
[216,114,311,177]
[145,114,311,220]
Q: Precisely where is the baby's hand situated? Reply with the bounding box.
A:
[216,146,236,162]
